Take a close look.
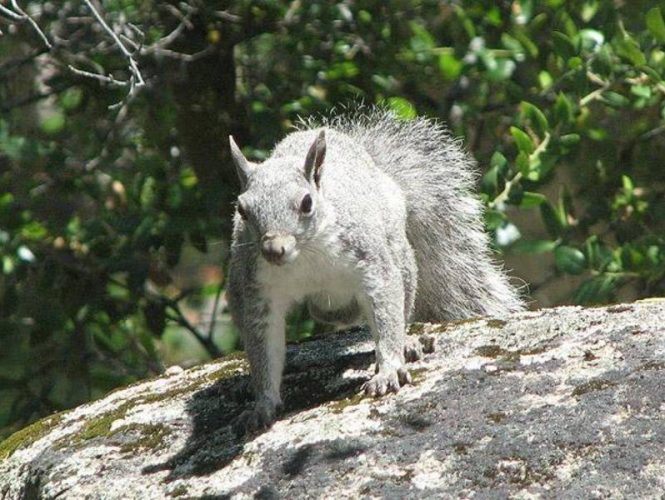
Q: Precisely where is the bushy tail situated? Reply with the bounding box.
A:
[310,107,524,321]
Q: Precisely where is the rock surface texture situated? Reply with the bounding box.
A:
[1,301,665,498]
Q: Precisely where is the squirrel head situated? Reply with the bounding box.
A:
[229,131,327,266]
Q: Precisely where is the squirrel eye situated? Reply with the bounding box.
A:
[237,202,248,220]
[300,194,313,215]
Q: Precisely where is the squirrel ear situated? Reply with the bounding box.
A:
[304,130,326,188]
[229,135,252,189]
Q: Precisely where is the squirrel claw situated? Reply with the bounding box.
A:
[404,335,436,362]
[232,399,279,437]
[362,367,412,397]
[404,337,424,362]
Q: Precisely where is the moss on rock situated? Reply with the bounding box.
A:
[0,412,66,460]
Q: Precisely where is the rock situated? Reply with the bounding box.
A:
[1,301,664,498]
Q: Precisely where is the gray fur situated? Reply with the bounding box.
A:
[227,108,524,433]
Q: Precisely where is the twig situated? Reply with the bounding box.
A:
[491,132,551,209]
[110,275,222,358]
[143,45,214,62]
[207,283,224,341]
[580,71,610,106]
[0,3,23,21]
[164,3,194,29]
[4,0,52,48]
[639,124,665,142]
[214,10,242,23]
[141,5,196,55]
[67,64,129,86]
[164,305,222,358]
[81,0,145,99]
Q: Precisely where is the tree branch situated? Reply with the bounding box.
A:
[80,0,145,104]
[1,1,52,48]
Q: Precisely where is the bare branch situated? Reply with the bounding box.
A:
[0,3,24,21]
[142,45,214,62]
[141,4,196,54]
[163,3,194,29]
[81,0,145,90]
[67,64,129,87]
[3,1,52,48]
[207,284,224,342]
[214,10,242,23]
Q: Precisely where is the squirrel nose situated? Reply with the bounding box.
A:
[261,233,296,265]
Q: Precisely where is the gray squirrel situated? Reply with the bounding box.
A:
[227,108,524,432]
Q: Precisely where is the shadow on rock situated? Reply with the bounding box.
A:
[143,329,374,481]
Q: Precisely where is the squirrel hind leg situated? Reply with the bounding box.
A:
[307,296,362,327]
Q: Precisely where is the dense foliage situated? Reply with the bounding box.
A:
[1,0,664,437]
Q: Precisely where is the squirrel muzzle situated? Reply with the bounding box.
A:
[261,232,297,266]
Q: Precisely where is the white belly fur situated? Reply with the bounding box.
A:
[256,239,363,319]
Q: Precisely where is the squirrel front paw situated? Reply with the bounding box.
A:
[232,399,280,436]
[362,367,412,397]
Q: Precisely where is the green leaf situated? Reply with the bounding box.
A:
[639,65,662,83]
[438,53,463,80]
[487,58,516,82]
[386,97,417,120]
[520,102,549,137]
[584,236,613,269]
[485,209,506,231]
[614,33,646,66]
[482,166,499,193]
[490,151,508,171]
[326,61,359,80]
[552,31,576,59]
[514,31,539,58]
[601,91,630,108]
[409,22,435,53]
[559,134,581,146]
[573,276,617,304]
[540,202,562,238]
[140,176,157,207]
[512,239,558,254]
[40,112,65,135]
[59,88,83,111]
[520,192,547,208]
[630,85,652,99]
[20,221,47,240]
[621,174,634,191]
[510,126,534,154]
[516,151,530,176]
[538,70,553,90]
[2,255,15,274]
[647,7,665,42]
[501,33,524,58]
[554,93,574,125]
[567,56,583,69]
[581,0,599,22]
[555,245,586,274]
[179,167,198,188]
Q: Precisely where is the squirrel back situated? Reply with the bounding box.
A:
[298,108,524,321]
